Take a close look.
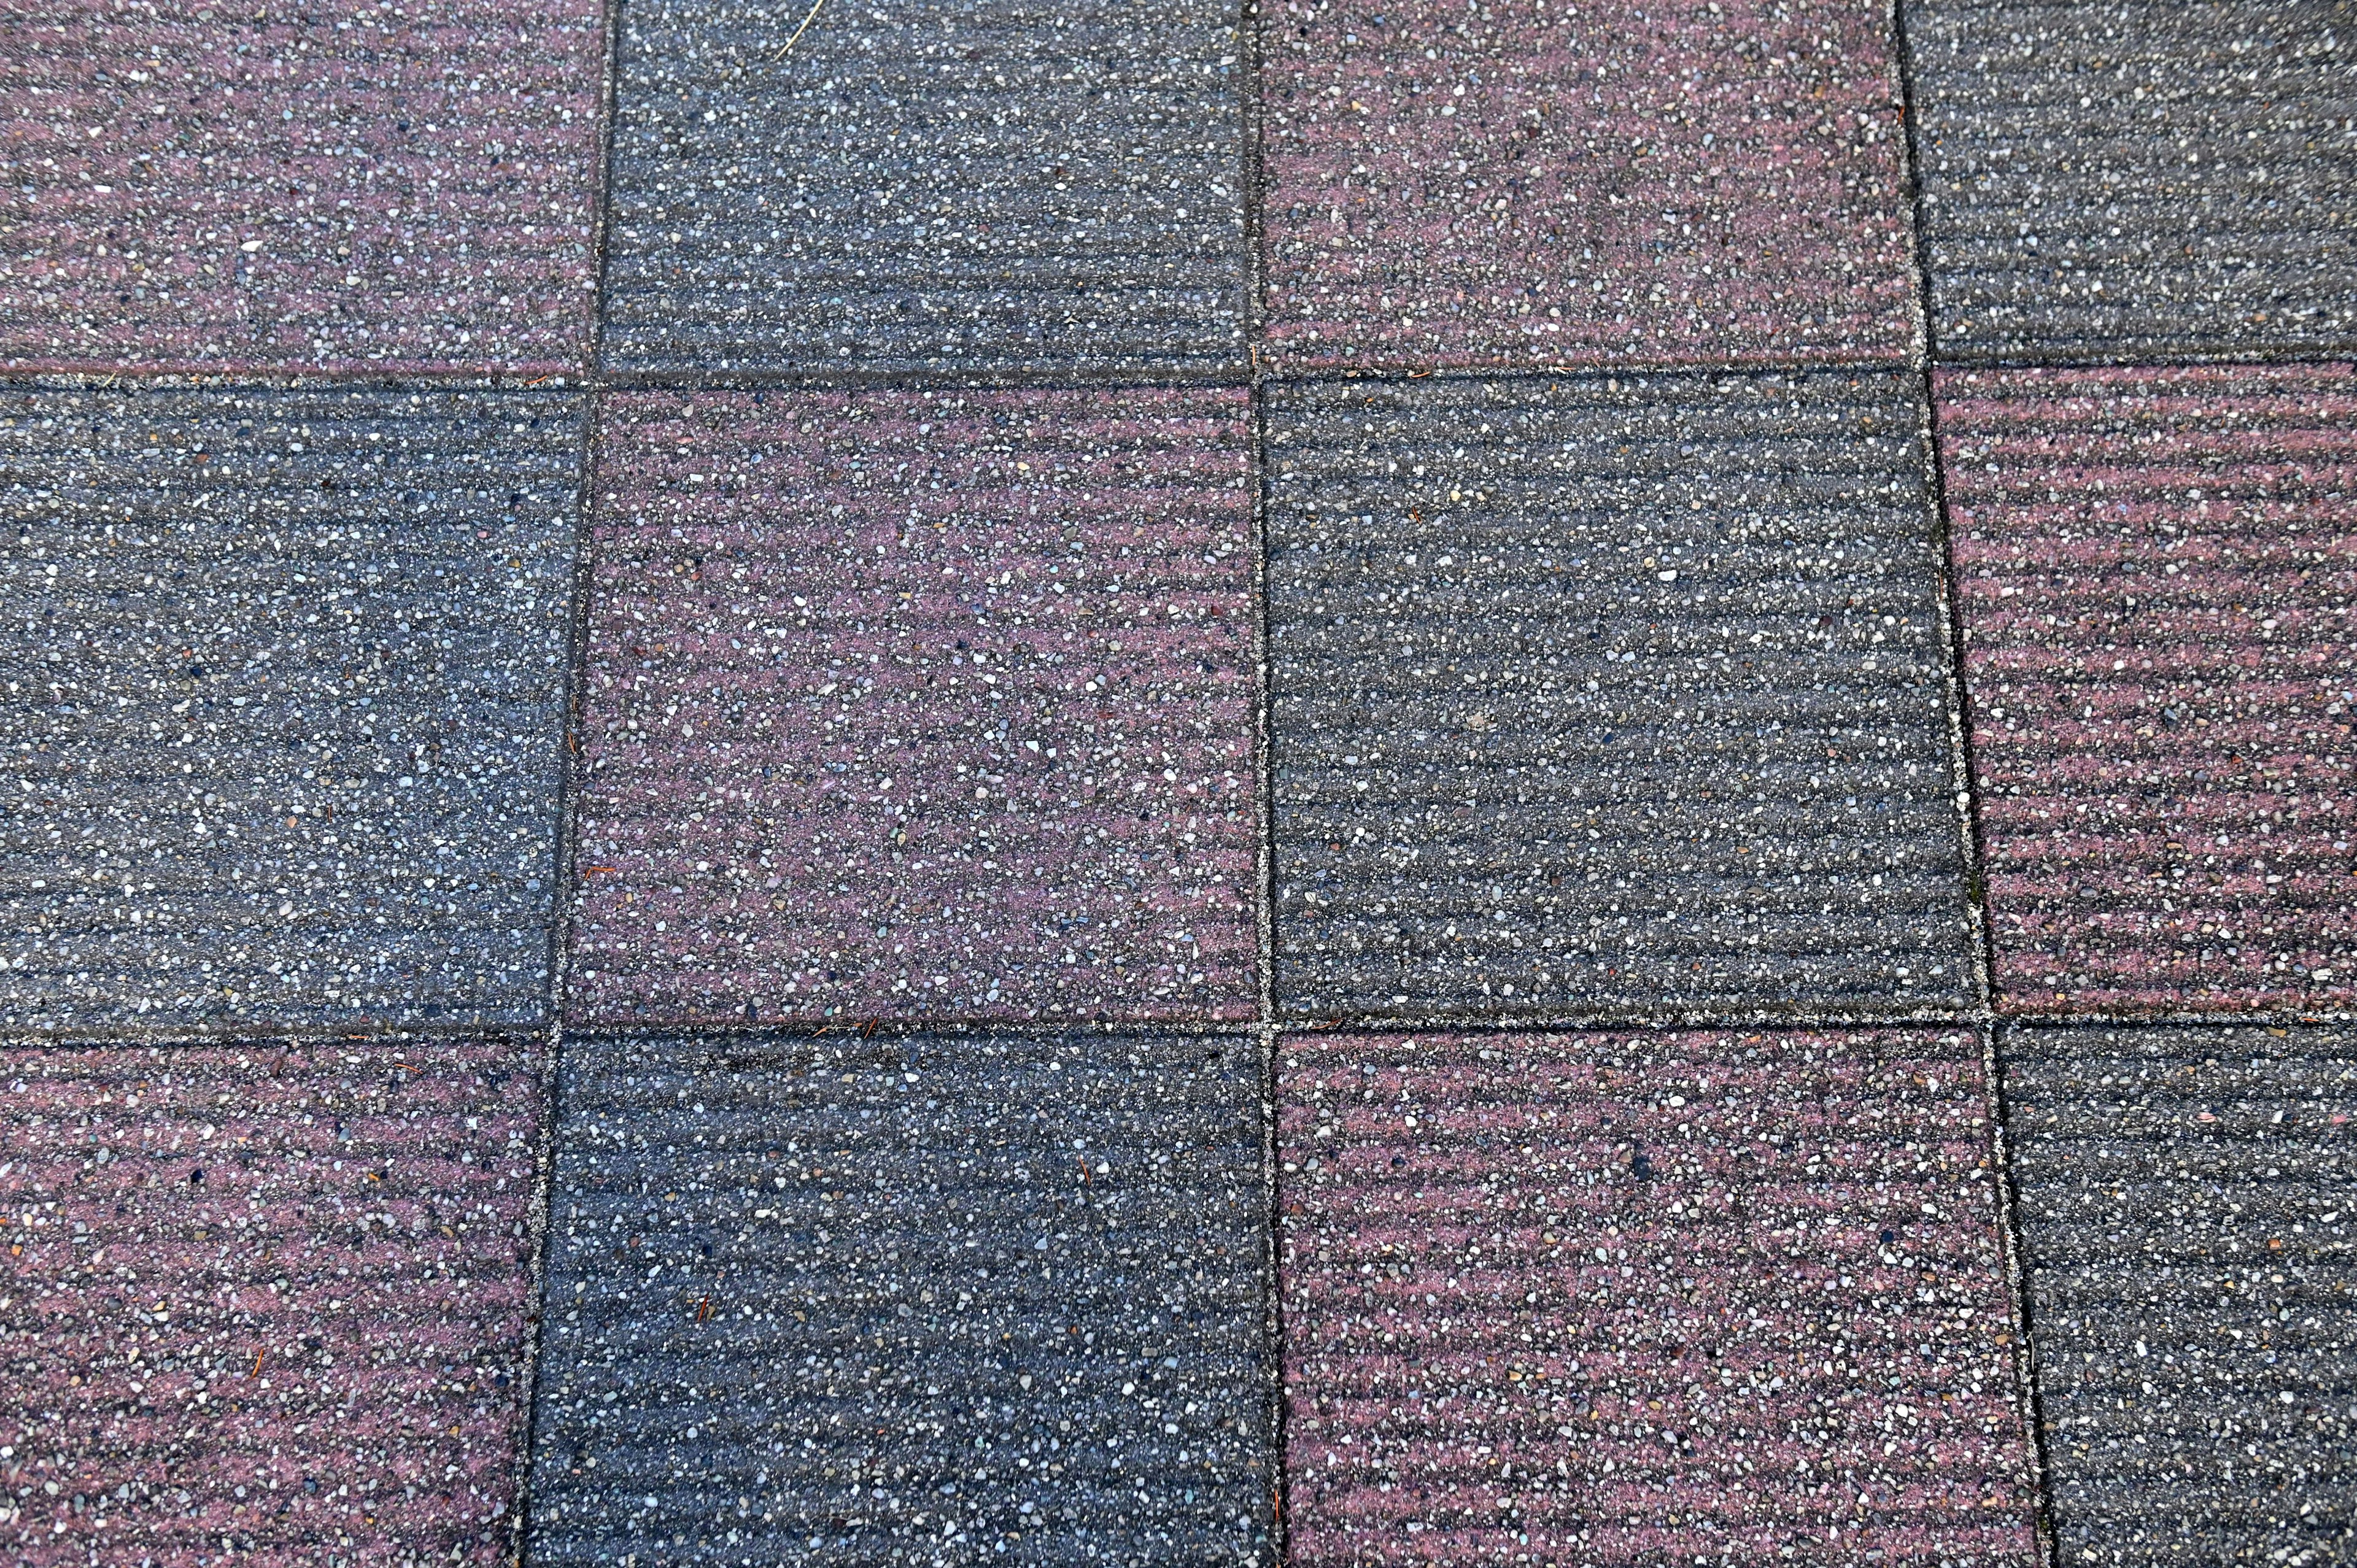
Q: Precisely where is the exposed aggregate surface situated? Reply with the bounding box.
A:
[602,0,1248,374]
[0,1040,542,1566]
[1907,0,2357,360]
[528,1032,1271,1566]
[2005,1025,2357,1565]
[3,1,2352,1563]
[1944,364,2357,1014]
[1261,0,1918,369]
[1279,1030,2039,1564]
[1,387,579,1033]
[0,0,605,374]
[1268,371,1972,1016]
[570,389,1257,1026]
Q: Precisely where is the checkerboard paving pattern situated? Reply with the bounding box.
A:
[9,0,2353,1559]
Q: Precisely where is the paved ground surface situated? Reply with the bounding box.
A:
[2003,1025,2355,1564]
[2,1,2350,1563]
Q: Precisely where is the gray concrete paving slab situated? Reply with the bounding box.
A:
[600,0,1248,376]
[0,386,579,1032]
[1267,371,1972,1018]
[527,1031,1272,1565]
[2005,1024,2357,1565]
[1906,0,2357,360]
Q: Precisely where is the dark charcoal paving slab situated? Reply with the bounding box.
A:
[1,387,579,1033]
[568,389,1255,1027]
[1280,1029,2039,1565]
[0,0,602,374]
[1905,0,2357,360]
[1267,372,1971,1017]
[2003,1025,2357,1565]
[600,0,1246,374]
[0,1039,542,1567]
[527,1033,1271,1566]
[1943,365,2357,1015]
[1260,0,1917,371]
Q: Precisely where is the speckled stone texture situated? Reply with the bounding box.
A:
[1279,1029,2038,1565]
[528,1032,1271,1566]
[0,1040,541,1566]
[1,387,579,1033]
[0,0,602,374]
[1906,0,2357,360]
[1943,365,2357,1014]
[1260,0,1915,371]
[2003,1025,2357,1565]
[570,390,1255,1026]
[601,0,1245,374]
[1268,371,1970,1017]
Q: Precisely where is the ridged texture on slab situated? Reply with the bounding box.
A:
[2003,1024,2357,1564]
[1268,371,1971,1016]
[569,390,1256,1025]
[0,1040,542,1566]
[527,1033,1271,1566]
[1260,0,1916,369]
[1279,1029,2039,1566]
[0,387,579,1033]
[1906,0,2357,359]
[600,0,1246,373]
[1943,363,2357,1013]
[0,0,602,373]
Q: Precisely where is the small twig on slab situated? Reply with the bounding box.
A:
[773,0,831,60]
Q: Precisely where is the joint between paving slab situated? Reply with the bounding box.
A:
[1257,353,1926,386]
[1239,1,1290,1554]
[1978,1019,2064,1564]
[11,1005,2347,1056]
[1891,3,2056,1559]
[509,0,627,1557]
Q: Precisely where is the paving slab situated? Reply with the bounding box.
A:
[1,386,579,1033]
[2002,1024,2357,1565]
[527,1032,1271,1566]
[600,0,1246,375]
[1259,0,1916,371]
[1279,1028,2038,1565]
[1905,0,2357,361]
[1267,371,1970,1018]
[0,0,603,374]
[568,389,1256,1026]
[0,1039,542,1566]
[1942,364,2357,1014]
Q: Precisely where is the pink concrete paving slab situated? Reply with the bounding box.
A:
[0,0,601,374]
[0,1039,542,1566]
[1259,0,1916,371]
[568,390,1257,1025]
[1942,363,2357,1014]
[1279,1030,2039,1566]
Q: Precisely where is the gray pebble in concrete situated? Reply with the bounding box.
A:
[2005,1024,2357,1565]
[601,0,1248,375]
[0,387,579,1032]
[1266,371,1973,1017]
[527,1032,1272,1565]
[1905,0,2357,359]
